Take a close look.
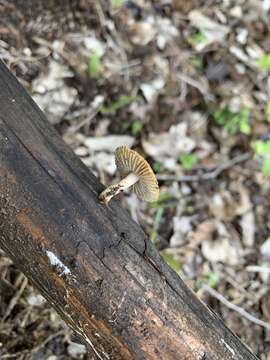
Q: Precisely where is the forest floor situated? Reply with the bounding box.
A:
[0,1,270,359]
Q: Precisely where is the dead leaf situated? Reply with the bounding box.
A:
[140,78,165,103]
[201,222,242,266]
[240,210,255,247]
[84,135,135,152]
[82,152,116,175]
[189,10,229,49]
[188,221,215,247]
[130,21,156,45]
[170,216,193,247]
[261,238,270,261]
[142,123,196,169]
[32,60,77,124]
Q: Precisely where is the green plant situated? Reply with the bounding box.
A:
[161,250,182,273]
[257,54,270,71]
[111,0,124,8]
[190,56,203,69]
[131,120,143,136]
[207,271,219,288]
[179,153,198,171]
[150,192,178,209]
[150,208,164,243]
[99,95,137,115]
[152,160,162,173]
[252,140,270,176]
[88,50,102,79]
[213,106,251,135]
[187,31,208,46]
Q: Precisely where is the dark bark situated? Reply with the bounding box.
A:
[0,60,258,359]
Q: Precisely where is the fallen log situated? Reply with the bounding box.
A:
[0,60,258,360]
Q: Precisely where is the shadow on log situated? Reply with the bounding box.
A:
[0,60,258,359]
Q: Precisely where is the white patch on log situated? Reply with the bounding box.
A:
[46,250,71,276]
[221,339,236,357]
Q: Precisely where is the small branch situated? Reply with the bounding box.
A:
[177,73,214,101]
[202,284,270,332]
[246,265,270,274]
[2,275,28,322]
[30,330,67,356]
[157,153,250,182]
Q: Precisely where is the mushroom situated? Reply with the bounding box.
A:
[99,146,159,204]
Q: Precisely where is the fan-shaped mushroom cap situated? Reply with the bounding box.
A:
[115,146,159,202]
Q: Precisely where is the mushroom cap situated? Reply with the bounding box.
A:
[115,146,159,202]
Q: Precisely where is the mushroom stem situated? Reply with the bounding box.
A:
[99,172,139,204]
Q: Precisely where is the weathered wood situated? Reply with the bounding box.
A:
[0,60,258,360]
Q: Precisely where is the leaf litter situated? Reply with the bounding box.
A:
[1,0,270,358]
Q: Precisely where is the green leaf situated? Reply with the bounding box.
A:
[100,95,137,115]
[207,272,219,288]
[213,106,231,126]
[131,121,143,136]
[161,251,181,273]
[252,140,270,176]
[156,192,174,203]
[262,157,270,176]
[213,106,251,135]
[179,153,198,171]
[190,56,203,69]
[150,208,163,243]
[257,54,270,71]
[252,140,270,155]
[150,192,178,209]
[88,50,102,79]
[252,140,264,155]
[152,160,162,173]
[187,31,208,46]
[239,108,251,135]
[111,0,124,8]
[239,121,251,135]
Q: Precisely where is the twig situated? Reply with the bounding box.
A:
[95,1,131,81]
[177,73,214,101]
[202,284,270,332]
[246,265,270,274]
[30,330,67,355]
[1,353,27,359]
[1,275,28,322]
[157,153,250,182]
[67,109,99,134]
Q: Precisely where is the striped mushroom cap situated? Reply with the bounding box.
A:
[115,146,159,202]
